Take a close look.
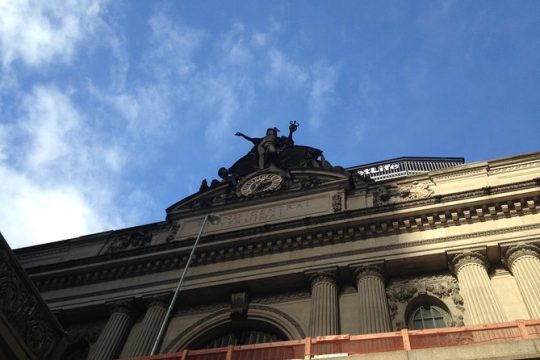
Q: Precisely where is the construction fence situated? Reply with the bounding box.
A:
[123,319,540,360]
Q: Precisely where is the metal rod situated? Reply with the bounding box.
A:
[150,214,211,355]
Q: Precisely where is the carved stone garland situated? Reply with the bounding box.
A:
[386,275,465,327]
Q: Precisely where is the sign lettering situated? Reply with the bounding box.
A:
[357,163,400,176]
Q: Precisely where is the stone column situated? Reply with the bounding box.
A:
[88,302,136,360]
[503,243,540,319]
[352,263,392,334]
[307,270,339,336]
[449,251,506,324]
[124,295,170,357]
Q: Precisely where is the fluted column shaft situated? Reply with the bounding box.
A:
[88,303,135,360]
[124,297,169,357]
[450,251,506,324]
[308,272,339,336]
[504,244,540,319]
[353,265,392,334]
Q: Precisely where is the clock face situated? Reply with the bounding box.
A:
[240,173,283,196]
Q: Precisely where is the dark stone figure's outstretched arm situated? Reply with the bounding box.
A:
[235,132,258,145]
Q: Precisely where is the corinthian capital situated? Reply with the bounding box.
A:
[350,262,386,284]
[448,251,487,275]
[503,243,540,270]
[305,268,339,288]
[145,293,171,309]
[106,300,137,318]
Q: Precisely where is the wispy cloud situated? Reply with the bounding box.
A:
[0,0,105,68]
[145,11,205,79]
[266,49,309,89]
[308,64,338,128]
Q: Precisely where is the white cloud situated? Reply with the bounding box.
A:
[218,22,254,66]
[0,0,105,67]
[146,11,205,79]
[90,82,174,138]
[87,11,206,140]
[201,75,243,144]
[308,64,338,128]
[21,86,80,169]
[18,86,125,178]
[266,49,309,88]
[0,86,129,248]
[0,167,105,246]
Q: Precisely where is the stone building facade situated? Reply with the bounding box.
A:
[11,143,540,359]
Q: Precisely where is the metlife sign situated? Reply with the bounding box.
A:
[356,163,400,176]
[348,157,464,182]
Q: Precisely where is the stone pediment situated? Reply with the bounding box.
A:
[167,121,365,218]
[166,167,352,216]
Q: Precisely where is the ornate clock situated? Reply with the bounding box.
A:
[239,173,284,196]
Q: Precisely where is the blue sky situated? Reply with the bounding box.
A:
[1,0,539,248]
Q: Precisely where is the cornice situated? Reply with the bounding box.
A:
[28,182,540,292]
[26,178,540,276]
[35,222,540,307]
[430,164,487,181]
[488,159,540,175]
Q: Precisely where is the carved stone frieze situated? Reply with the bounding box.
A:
[502,243,540,270]
[374,181,435,205]
[103,231,152,254]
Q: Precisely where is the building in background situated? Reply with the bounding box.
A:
[5,126,540,359]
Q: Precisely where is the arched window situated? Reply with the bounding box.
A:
[408,304,453,330]
[188,320,287,349]
[202,328,284,349]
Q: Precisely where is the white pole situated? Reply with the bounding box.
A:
[150,214,212,355]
